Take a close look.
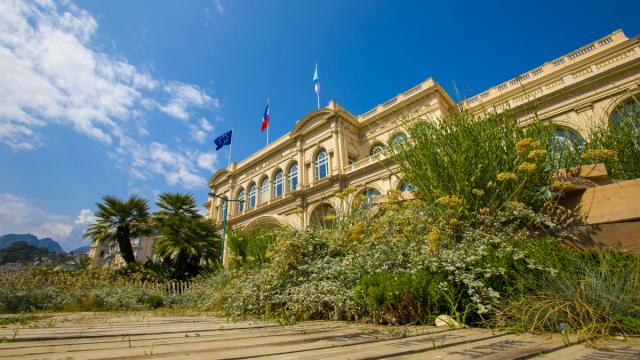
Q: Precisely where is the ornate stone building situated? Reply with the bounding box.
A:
[206,29,640,246]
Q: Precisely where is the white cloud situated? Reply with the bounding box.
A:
[0,193,90,251]
[0,1,223,190]
[212,0,224,15]
[130,142,212,189]
[197,152,218,170]
[190,117,215,143]
[75,209,96,225]
[159,82,217,121]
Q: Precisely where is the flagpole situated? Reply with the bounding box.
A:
[228,126,233,168]
[266,97,270,146]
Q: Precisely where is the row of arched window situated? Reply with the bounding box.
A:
[234,149,331,214]
[367,132,408,157]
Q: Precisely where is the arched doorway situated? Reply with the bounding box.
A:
[309,202,336,228]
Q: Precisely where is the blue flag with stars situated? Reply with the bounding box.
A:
[214,130,232,150]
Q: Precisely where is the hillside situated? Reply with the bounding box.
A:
[0,234,64,253]
[0,241,67,265]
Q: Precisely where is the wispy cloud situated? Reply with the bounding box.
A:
[0,0,220,188]
[212,0,225,16]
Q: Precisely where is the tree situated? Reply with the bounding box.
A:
[84,195,152,265]
[153,193,219,279]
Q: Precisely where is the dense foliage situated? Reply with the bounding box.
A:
[388,111,558,215]
[153,193,220,279]
[581,97,640,179]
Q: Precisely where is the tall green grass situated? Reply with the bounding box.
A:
[389,111,558,215]
[499,250,640,338]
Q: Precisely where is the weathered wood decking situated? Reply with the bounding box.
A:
[1,313,638,359]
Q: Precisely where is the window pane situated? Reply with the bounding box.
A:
[289,163,298,191]
[249,184,256,208]
[260,178,269,203]
[274,171,283,197]
[315,150,328,180]
[391,132,408,145]
[370,143,384,156]
[400,182,416,192]
[237,190,245,213]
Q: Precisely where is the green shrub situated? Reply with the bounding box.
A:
[227,228,278,269]
[223,200,561,324]
[355,270,463,325]
[0,268,172,313]
[145,295,164,309]
[388,111,558,215]
[582,98,640,180]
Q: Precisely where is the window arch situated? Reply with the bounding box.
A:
[390,132,408,145]
[369,142,385,156]
[260,177,270,204]
[354,188,382,209]
[363,188,382,207]
[551,127,585,150]
[248,183,256,209]
[273,169,284,197]
[236,188,245,213]
[315,149,328,180]
[399,182,416,192]
[610,96,640,129]
[288,162,298,191]
[549,126,585,168]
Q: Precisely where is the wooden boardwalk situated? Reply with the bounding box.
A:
[1,313,639,359]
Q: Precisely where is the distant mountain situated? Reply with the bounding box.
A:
[71,246,90,254]
[0,241,56,265]
[0,234,65,253]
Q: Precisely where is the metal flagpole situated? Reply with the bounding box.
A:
[315,62,320,109]
[266,97,270,146]
[228,126,233,168]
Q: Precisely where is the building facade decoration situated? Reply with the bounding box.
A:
[207,29,640,263]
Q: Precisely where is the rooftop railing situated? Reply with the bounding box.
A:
[463,31,626,108]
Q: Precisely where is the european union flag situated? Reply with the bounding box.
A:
[214,130,232,150]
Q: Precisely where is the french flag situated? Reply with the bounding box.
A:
[260,101,270,132]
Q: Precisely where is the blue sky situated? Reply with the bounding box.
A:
[1,0,639,251]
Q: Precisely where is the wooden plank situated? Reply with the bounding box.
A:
[254,328,500,360]
[579,179,640,225]
[539,340,640,359]
[389,333,567,359]
[8,326,397,359]
[0,323,368,358]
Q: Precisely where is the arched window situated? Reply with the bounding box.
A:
[315,149,328,180]
[549,127,585,168]
[611,97,640,129]
[236,189,245,213]
[369,143,385,156]
[248,183,256,209]
[390,132,408,145]
[399,182,416,192]
[273,170,284,197]
[309,203,336,228]
[260,177,270,203]
[288,162,298,191]
[363,188,382,208]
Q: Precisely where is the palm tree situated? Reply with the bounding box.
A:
[153,192,219,278]
[84,195,152,265]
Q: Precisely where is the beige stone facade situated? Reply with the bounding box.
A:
[88,236,155,268]
[207,29,640,263]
